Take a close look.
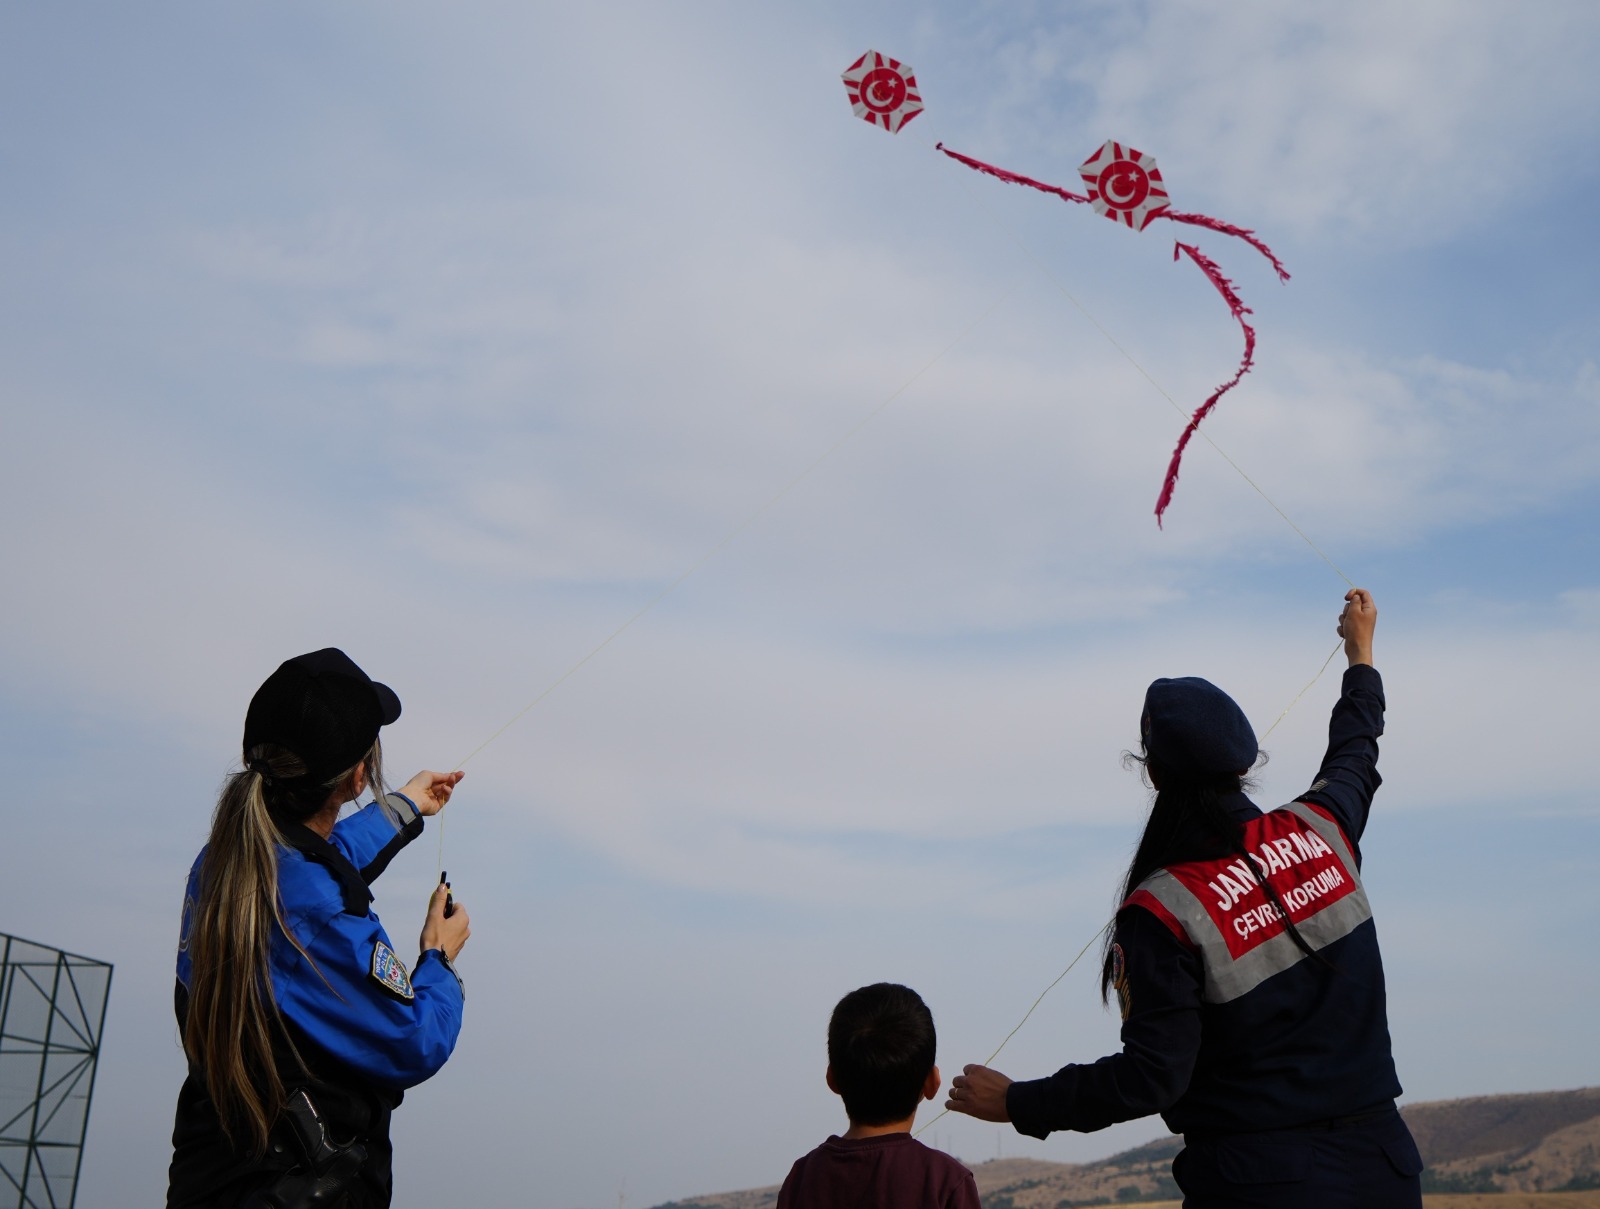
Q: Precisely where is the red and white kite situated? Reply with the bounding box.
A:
[841,50,923,133]
[1078,140,1170,231]
[839,53,1291,526]
[935,133,1289,524]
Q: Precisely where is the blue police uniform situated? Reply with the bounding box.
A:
[1006,665,1424,1208]
[168,792,464,1208]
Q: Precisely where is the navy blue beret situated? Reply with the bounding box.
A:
[1140,676,1258,776]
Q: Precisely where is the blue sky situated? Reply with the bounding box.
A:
[2,2,1598,1206]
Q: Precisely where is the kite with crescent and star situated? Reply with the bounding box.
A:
[840,51,1290,526]
[841,50,924,133]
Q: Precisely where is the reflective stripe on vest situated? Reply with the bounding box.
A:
[1127,803,1374,1004]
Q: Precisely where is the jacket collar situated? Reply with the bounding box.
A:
[1222,790,1263,821]
[279,821,373,916]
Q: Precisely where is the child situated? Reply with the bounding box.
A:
[777,983,980,1209]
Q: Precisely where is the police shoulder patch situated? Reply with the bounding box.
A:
[370,940,415,1002]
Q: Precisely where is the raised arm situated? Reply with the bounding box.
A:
[1301,589,1385,861]
[332,770,464,884]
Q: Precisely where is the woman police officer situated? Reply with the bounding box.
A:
[946,589,1424,1208]
[168,649,472,1208]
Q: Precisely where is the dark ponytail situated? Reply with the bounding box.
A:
[1101,750,1326,1004]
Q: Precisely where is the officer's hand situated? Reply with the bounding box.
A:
[421,883,471,962]
[1337,588,1377,668]
[400,770,464,817]
[945,1064,1012,1122]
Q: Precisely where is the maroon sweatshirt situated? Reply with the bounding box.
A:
[776,1133,980,1209]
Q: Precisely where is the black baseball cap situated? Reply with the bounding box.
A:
[242,648,401,787]
[1141,676,1258,776]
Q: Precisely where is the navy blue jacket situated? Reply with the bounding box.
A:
[1007,665,1401,1139]
[168,794,464,1207]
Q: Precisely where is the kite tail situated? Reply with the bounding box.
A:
[1157,210,1291,282]
[1156,242,1259,527]
[934,143,1092,207]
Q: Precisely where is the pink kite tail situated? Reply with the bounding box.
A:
[1156,210,1291,283]
[1155,242,1259,527]
[934,143,1092,207]
[931,144,1288,279]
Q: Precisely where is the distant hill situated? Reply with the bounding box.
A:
[649,1087,1600,1208]
[1405,1087,1600,1195]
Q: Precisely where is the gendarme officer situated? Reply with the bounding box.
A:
[947,590,1423,1208]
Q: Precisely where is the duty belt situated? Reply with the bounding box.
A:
[1185,1102,1398,1144]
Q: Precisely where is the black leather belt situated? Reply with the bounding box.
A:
[1186,1102,1397,1144]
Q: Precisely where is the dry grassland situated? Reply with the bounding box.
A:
[1113,1199,1600,1209]
[1423,1197,1600,1208]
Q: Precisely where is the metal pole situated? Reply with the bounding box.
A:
[21,952,66,1208]
[63,961,110,1209]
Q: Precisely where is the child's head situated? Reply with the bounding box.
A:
[825,983,938,1126]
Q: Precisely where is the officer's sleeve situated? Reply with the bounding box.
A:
[272,905,463,1092]
[1006,907,1201,1138]
[1299,664,1385,861]
[331,794,424,885]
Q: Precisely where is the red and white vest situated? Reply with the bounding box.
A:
[1126,802,1371,1004]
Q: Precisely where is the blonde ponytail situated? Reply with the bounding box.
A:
[184,741,379,1153]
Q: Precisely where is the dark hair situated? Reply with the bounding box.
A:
[827,983,936,1126]
[1101,747,1326,1003]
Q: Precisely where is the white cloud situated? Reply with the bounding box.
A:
[167,190,1600,639]
[4,4,1599,1206]
[941,0,1600,243]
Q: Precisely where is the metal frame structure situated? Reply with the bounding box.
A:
[0,934,112,1209]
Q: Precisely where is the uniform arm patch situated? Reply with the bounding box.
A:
[370,940,415,1002]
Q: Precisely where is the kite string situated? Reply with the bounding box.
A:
[448,294,1007,773]
[981,919,1116,1068]
[437,141,1356,1089]
[914,917,1115,1138]
[1258,640,1345,744]
[431,289,1013,877]
[435,801,445,880]
[445,137,1348,802]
